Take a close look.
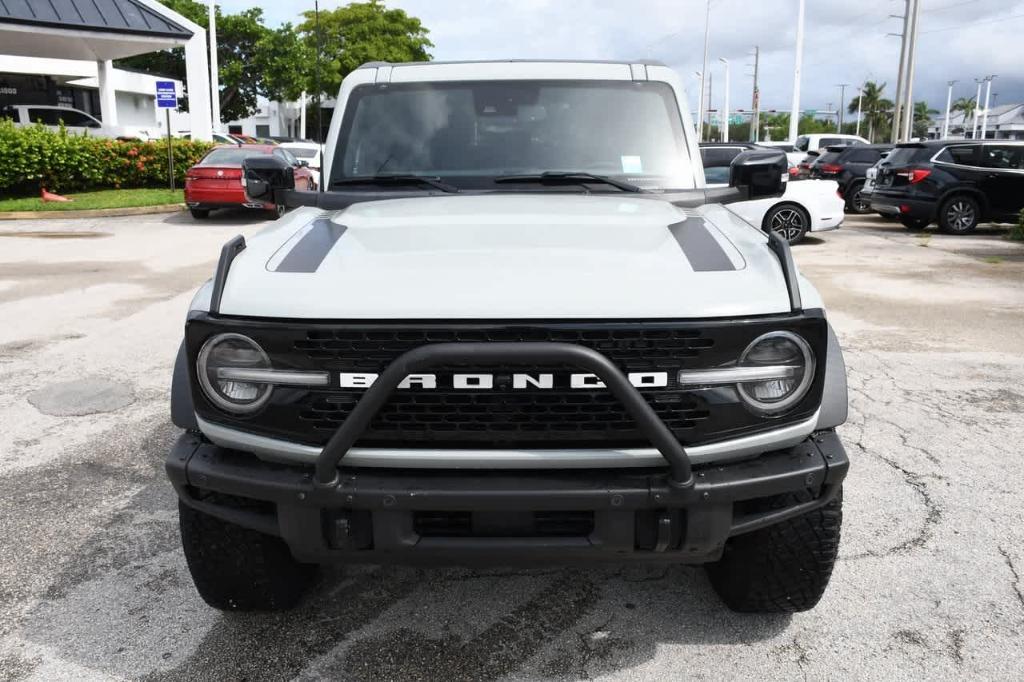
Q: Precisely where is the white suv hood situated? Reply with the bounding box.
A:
[217,194,794,319]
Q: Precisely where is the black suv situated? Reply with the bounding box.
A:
[870,141,1024,233]
[811,144,891,213]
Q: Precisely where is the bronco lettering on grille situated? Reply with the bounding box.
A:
[338,372,670,389]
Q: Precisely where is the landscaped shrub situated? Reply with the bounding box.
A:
[0,119,213,196]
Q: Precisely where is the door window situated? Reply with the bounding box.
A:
[793,136,809,152]
[26,108,63,125]
[57,109,101,127]
[935,145,979,166]
[978,145,1024,171]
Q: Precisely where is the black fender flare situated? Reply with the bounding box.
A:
[171,340,198,431]
[818,323,848,429]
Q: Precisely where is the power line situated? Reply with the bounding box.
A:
[920,11,1024,33]
[924,0,980,13]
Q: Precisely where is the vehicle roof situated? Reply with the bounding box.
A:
[207,144,276,152]
[827,143,891,152]
[698,142,759,148]
[897,139,1024,147]
[356,58,667,69]
[278,141,319,148]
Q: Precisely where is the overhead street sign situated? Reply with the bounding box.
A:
[155,80,177,109]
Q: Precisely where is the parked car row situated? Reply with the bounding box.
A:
[699,142,845,244]
[867,140,1024,233]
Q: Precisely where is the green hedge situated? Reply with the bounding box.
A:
[0,119,213,196]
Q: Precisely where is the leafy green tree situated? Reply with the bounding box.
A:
[848,81,893,143]
[117,1,311,122]
[912,101,938,139]
[951,96,977,133]
[297,1,433,96]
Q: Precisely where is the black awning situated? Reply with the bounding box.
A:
[0,0,192,39]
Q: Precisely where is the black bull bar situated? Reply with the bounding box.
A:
[314,342,695,489]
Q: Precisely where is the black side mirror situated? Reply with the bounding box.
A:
[242,155,295,203]
[730,149,787,200]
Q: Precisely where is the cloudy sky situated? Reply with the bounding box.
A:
[217,0,1024,117]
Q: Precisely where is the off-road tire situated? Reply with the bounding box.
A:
[938,194,980,234]
[845,181,870,214]
[900,216,930,230]
[706,488,843,613]
[179,500,317,611]
[190,208,210,220]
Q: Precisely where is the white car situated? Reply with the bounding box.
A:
[278,141,322,186]
[701,144,844,243]
[1,104,152,140]
[168,59,850,615]
[787,133,869,166]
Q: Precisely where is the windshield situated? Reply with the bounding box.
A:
[331,80,693,191]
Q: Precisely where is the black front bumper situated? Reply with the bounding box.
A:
[167,430,848,564]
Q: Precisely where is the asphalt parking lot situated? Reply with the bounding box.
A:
[1,209,1023,681]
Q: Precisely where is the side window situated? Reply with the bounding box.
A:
[699,147,744,168]
[27,108,63,125]
[936,145,979,166]
[979,145,1024,171]
[794,136,809,152]
[819,137,843,148]
[58,110,101,128]
[274,149,300,166]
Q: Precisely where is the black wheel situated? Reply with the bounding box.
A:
[266,203,287,220]
[706,489,843,613]
[763,204,810,244]
[938,194,980,234]
[845,182,871,214]
[179,500,317,611]
[900,216,930,230]
[190,208,210,220]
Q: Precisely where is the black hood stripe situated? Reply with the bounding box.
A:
[667,219,736,272]
[275,218,347,273]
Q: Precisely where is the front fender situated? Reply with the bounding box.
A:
[817,323,848,429]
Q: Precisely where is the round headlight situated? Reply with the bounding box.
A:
[736,331,815,415]
[197,333,273,413]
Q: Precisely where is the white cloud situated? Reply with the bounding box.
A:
[216,0,1024,113]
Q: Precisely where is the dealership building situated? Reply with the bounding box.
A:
[0,0,211,140]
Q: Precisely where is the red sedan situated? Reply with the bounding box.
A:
[184,145,317,220]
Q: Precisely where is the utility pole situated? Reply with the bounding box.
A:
[750,45,760,142]
[890,1,910,143]
[837,83,848,130]
[972,78,983,139]
[980,75,996,140]
[788,0,805,142]
[698,0,711,142]
[208,1,220,132]
[855,84,864,137]
[707,71,713,139]
[901,0,921,141]
[942,80,956,139]
[720,57,730,142]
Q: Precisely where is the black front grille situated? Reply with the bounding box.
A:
[292,327,714,372]
[186,315,828,450]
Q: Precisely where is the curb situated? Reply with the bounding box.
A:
[0,203,186,220]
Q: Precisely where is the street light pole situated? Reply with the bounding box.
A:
[837,83,848,130]
[787,0,805,142]
[855,84,864,137]
[750,45,760,142]
[972,78,983,138]
[942,80,956,139]
[719,58,730,142]
[208,1,220,132]
[900,0,921,141]
[980,75,996,140]
[697,0,711,142]
[890,1,910,143]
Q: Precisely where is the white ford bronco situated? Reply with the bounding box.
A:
[167,60,849,613]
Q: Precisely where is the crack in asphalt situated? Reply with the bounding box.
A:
[998,546,1024,615]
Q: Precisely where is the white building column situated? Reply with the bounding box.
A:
[184,30,212,141]
[96,59,119,126]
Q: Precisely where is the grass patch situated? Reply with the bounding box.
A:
[982,256,1004,264]
[0,188,183,212]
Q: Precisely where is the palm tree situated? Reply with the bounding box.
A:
[951,96,977,134]
[848,81,893,142]
[912,101,938,139]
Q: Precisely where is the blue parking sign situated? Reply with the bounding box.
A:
[156,81,177,109]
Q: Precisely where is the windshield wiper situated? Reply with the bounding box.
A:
[330,175,460,193]
[493,171,644,193]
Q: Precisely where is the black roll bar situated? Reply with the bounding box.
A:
[314,342,695,490]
